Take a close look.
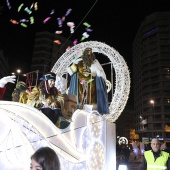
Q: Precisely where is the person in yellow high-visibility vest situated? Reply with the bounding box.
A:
[141,138,170,170]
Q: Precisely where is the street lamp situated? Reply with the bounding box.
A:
[140,116,143,127]
[150,99,155,132]
[16,69,21,82]
[12,69,21,83]
[150,100,155,107]
[150,100,155,115]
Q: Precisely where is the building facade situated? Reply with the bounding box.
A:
[0,49,10,76]
[133,12,170,142]
[31,31,54,77]
[116,106,136,142]
[31,31,73,78]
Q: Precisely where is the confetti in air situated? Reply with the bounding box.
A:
[30,16,34,24]
[5,1,94,43]
[80,32,90,41]
[34,2,38,11]
[30,2,34,9]
[54,40,61,44]
[24,7,32,14]
[85,28,93,32]
[20,23,27,27]
[19,19,29,23]
[50,9,55,15]
[83,22,91,28]
[66,46,71,51]
[57,18,63,27]
[67,22,74,28]
[10,19,19,24]
[55,31,63,34]
[73,39,78,45]
[18,3,24,12]
[65,8,72,16]
[6,0,11,9]
[43,17,51,24]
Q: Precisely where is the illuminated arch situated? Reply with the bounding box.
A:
[51,41,130,122]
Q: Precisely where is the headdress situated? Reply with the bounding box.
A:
[84,47,92,51]
[39,72,56,94]
[40,72,56,81]
[16,81,28,92]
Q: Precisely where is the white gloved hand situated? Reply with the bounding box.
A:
[0,75,16,88]
[72,58,82,64]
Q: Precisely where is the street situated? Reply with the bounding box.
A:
[128,151,142,170]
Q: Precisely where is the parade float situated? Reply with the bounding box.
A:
[0,41,130,170]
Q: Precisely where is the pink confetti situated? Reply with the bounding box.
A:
[80,80,86,84]
[73,39,78,45]
[43,17,51,24]
[66,46,71,51]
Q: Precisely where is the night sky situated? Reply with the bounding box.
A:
[0,0,169,105]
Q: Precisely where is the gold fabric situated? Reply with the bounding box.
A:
[70,64,77,73]
[12,89,28,104]
[26,86,61,109]
[19,92,29,104]
[74,61,96,105]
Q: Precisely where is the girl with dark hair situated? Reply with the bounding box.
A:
[30,147,60,170]
[27,72,62,124]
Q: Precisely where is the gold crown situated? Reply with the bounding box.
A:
[85,47,92,51]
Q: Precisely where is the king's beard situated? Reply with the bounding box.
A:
[82,54,95,67]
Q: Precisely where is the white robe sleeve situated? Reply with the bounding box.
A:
[66,67,74,76]
[67,58,82,76]
[90,59,107,81]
